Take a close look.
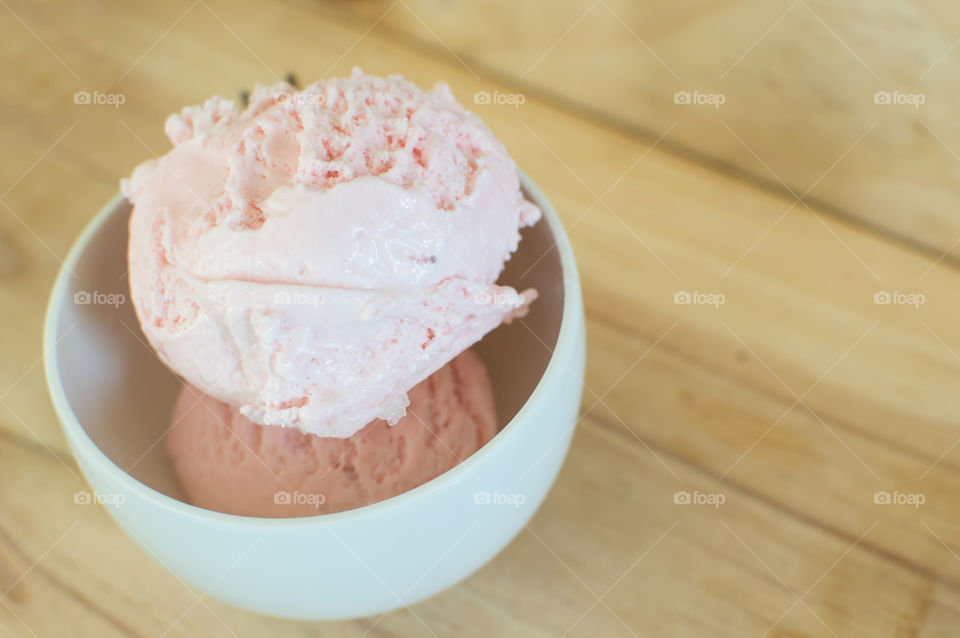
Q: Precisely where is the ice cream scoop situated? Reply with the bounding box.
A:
[166,349,498,517]
[124,68,538,438]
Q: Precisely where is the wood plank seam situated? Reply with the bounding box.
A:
[588,310,960,475]
[280,0,960,274]
[587,413,960,601]
[0,520,144,636]
[0,426,76,471]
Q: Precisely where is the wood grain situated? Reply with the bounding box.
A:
[2,0,960,635]
[314,0,960,261]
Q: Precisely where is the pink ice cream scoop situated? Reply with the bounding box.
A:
[166,350,498,517]
[124,69,539,438]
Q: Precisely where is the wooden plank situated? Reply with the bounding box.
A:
[2,0,960,634]
[311,0,960,259]
[2,419,959,637]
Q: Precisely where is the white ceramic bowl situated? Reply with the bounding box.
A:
[44,173,584,620]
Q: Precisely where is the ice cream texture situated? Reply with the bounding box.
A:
[124,68,539,438]
[167,350,498,517]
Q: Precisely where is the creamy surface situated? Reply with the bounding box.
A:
[124,69,538,437]
[166,350,498,516]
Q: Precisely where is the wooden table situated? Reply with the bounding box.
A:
[3,1,960,636]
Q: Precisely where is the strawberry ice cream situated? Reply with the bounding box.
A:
[166,350,498,517]
[123,69,538,438]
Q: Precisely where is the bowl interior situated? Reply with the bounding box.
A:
[49,191,565,503]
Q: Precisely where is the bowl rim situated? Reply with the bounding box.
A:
[43,170,582,528]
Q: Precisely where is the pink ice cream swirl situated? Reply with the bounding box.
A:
[123,69,540,438]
